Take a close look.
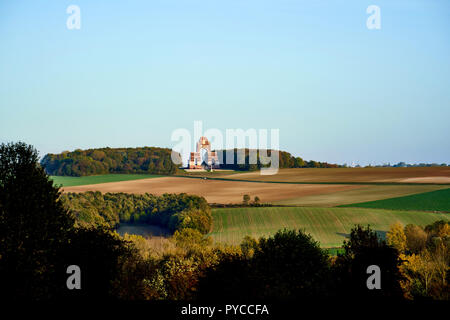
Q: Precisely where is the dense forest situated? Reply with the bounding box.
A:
[216,148,340,171]
[41,147,180,176]
[62,192,212,234]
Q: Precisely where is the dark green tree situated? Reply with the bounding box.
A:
[198,229,332,300]
[333,225,405,299]
[58,226,136,300]
[250,229,332,299]
[243,194,250,205]
[0,142,140,300]
[0,142,75,299]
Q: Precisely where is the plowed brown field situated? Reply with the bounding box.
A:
[62,176,362,204]
[222,167,450,183]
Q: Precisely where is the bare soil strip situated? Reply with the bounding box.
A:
[62,176,361,204]
[220,167,450,184]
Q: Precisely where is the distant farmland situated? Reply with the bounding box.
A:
[218,167,450,184]
[61,176,362,204]
[59,169,449,205]
[273,184,447,207]
[51,174,162,187]
[210,206,449,248]
[342,188,450,212]
[55,170,450,249]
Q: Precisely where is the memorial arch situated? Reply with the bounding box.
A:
[188,136,219,169]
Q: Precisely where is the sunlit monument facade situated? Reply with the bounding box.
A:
[188,136,219,169]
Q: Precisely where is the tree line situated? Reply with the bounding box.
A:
[61,191,212,235]
[41,147,180,176]
[42,146,340,177]
[373,162,448,168]
[386,221,449,299]
[216,148,340,171]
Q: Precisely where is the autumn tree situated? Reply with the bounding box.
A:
[400,250,436,298]
[386,222,407,253]
[404,224,427,254]
[399,221,449,300]
[240,235,259,259]
[173,228,212,251]
[425,220,450,238]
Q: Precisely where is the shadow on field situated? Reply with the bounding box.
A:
[336,232,350,239]
[116,223,171,238]
[375,230,387,240]
[336,230,387,242]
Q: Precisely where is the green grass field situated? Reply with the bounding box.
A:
[50,174,162,187]
[272,185,447,207]
[210,206,449,248]
[341,188,450,212]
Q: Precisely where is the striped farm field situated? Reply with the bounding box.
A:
[220,167,450,184]
[209,206,449,248]
[60,175,447,205]
[51,174,162,187]
[272,184,447,207]
[61,176,363,203]
[342,188,450,212]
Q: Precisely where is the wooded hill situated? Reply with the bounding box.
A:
[216,148,340,171]
[41,147,180,176]
[41,146,340,177]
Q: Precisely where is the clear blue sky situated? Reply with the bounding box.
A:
[1,0,449,165]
